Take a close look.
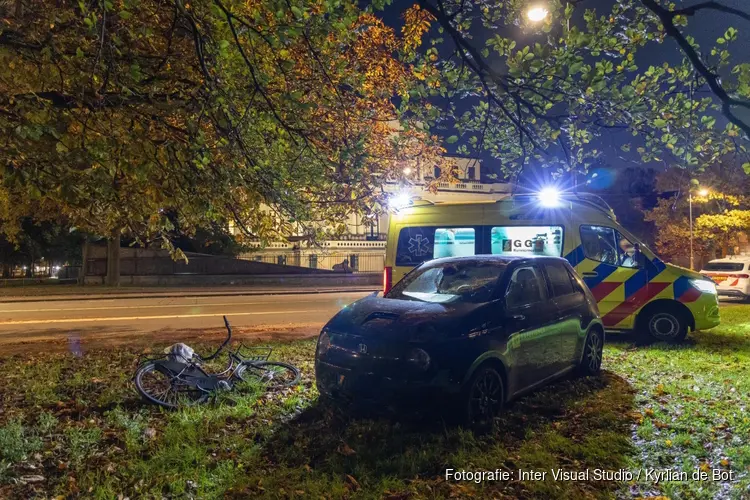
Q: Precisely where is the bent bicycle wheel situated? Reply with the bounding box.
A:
[236,361,300,390]
[134,361,208,409]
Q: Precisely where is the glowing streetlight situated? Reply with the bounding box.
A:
[403,167,412,176]
[527,6,549,22]
[698,188,709,197]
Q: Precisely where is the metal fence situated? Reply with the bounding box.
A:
[241,252,384,273]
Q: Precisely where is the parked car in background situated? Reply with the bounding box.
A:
[315,255,604,427]
[700,257,750,301]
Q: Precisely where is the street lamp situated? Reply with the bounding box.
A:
[689,188,710,270]
[402,167,412,176]
[527,6,549,22]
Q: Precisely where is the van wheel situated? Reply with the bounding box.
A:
[462,366,504,431]
[578,328,603,376]
[641,307,688,342]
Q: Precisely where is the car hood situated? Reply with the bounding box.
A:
[324,294,481,340]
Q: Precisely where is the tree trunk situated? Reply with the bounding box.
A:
[1,263,9,279]
[106,229,121,287]
[78,238,90,286]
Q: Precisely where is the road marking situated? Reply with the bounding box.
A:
[0,299,295,314]
[0,309,323,326]
[0,293,368,313]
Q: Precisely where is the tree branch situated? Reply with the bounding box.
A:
[641,0,750,138]
[672,1,750,23]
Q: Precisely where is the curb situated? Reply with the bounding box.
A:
[0,287,379,304]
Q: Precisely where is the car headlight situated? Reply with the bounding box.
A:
[407,348,431,371]
[690,278,717,295]
[316,330,331,357]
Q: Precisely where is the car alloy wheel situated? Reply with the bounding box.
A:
[648,312,680,340]
[467,367,503,427]
[585,332,602,373]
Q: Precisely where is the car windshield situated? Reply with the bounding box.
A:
[703,262,745,272]
[386,260,507,304]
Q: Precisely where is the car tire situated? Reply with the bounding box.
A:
[641,307,689,343]
[462,365,505,431]
[578,328,603,376]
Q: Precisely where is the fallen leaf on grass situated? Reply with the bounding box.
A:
[337,442,356,456]
[345,474,360,490]
[20,475,45,484]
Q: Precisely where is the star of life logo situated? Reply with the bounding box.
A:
[408,234,431,256]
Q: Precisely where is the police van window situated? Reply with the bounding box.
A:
[580,225,640,268]
[395,227,476,267]
[490,226,564,257]
[505,266,547,309]
[434,228,476,259]
[544,261,576,297]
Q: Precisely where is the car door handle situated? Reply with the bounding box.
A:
[582,272,598,278]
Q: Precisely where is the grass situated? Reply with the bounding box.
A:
[0,305,748,498]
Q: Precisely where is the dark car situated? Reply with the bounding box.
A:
[315,255,604,426]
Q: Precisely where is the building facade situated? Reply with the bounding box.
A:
[240,159,512,273]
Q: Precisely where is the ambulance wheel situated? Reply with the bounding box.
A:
[639,303,689,343]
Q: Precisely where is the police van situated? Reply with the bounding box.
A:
[383,192,720,341]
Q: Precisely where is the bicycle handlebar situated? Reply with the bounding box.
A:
[201,315,232,361]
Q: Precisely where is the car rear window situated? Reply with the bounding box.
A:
[703,262,745,272]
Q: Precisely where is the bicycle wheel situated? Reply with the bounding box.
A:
[134,361,208,409]
[236,361,300,390]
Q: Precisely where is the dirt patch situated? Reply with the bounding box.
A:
[0,322,322,356]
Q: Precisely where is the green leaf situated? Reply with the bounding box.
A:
[653,119,668,128]
[743,162,750,175]
[119,10,131,20]
[446,135,458,144]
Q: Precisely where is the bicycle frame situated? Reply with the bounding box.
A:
[146,316,273,393]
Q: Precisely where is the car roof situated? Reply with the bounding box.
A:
[425,255,570,266]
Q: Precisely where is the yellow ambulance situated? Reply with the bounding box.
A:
[383,192,720,341]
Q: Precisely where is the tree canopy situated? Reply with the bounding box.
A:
[0,0,444,250]
[399,0,750,179]
[2,0,750,259]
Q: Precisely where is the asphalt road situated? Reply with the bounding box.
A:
[0,291,371,347]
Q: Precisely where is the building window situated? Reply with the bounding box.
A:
[467,166,476,180]
[434,166,441,179]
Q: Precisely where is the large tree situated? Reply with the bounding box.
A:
[0,0,445,284]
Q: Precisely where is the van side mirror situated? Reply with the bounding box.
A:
[633,243,645,268]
